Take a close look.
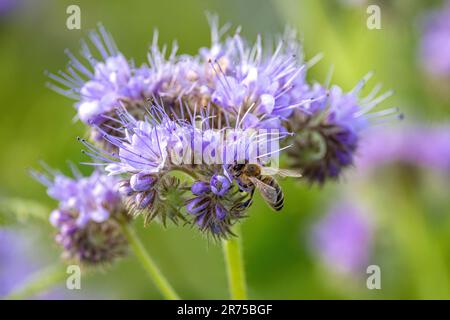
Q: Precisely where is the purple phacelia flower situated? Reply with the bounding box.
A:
[191,181,211,195]
[46,14,396,240]
[103,120,170,176]
[77,54,132,124]
[78,99,292,238]
[46,25,190,150]
[311,201,373,275]
[130,172,157,192]
[201,19,309,132]
[420,1,450,77]
[186,171,251,238]
[32,166,128,265]
[210,174,231,196]
[50,208,128,265]
[46,25,132,124]
[287,74,401,184]
[33,168,121,227]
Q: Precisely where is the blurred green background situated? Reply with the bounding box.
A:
[1,0,449,299]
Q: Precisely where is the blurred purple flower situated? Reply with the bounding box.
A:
[0,229,72,299]
[420,1,450,77]
[32,167,128,265]
[311,202,373,274]
[0,229,39,297]
[0,228,112,299]
[0,0,17,15]
[33,169,121,227]
[356,124,450,174]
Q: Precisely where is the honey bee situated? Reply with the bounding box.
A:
[228,163,302,211]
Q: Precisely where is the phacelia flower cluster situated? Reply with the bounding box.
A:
[286,75,400,183]
[32,167,128,265]
[45,15,398,238]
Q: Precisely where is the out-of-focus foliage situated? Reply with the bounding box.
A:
[0,0,449,299]
[0,197,49,225]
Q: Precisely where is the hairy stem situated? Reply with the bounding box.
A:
[4,265,67,300]
[222,224,248,300]
[121,223,180,300]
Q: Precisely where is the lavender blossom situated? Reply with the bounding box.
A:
[311,202,373,275]
[32,167,128,265]
[420,1,450,77]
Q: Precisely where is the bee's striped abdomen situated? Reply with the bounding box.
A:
[261,176,284,211]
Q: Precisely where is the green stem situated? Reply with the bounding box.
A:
[222,225,248,300]
[121,223,180,300]
[4,265,66,300]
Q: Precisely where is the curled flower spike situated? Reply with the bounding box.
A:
[187,172,252,238]
[287,75,402,184]
[32,166,129,265]
[120,175,187,226]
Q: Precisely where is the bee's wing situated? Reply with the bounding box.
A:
[249,176,278,204]
[261,167,303,178]
[276,169,303,178]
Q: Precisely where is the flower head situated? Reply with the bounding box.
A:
[50,209,128,265]
[33,168,121,227]
[198,18,309,132]
[32,166,128,265]
[287,74,401,183]
[46,25,130,124]
[46,15,398,240]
